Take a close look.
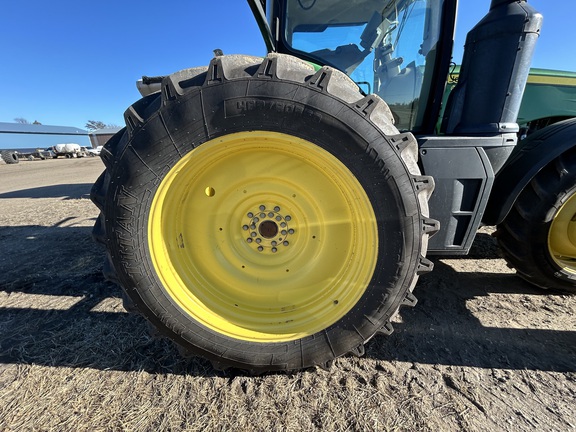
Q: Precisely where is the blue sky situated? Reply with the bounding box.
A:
[0,0,573,130]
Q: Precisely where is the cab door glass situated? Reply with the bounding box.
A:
[286,0,442,131]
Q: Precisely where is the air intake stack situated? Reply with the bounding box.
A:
[442,0,543,135]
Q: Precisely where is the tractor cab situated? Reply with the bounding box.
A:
[251,0,456,132]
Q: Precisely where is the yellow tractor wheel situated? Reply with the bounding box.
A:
[91,54,437,372]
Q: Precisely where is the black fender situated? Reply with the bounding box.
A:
[483,118,576,226]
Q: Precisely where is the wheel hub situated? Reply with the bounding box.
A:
[258,220,278,238]
[148,131,378,341]
[243,205,294,253]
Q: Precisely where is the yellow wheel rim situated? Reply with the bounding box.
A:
[548,191,576,274]
[148,131,378,342]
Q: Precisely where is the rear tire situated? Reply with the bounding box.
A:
[496,148,576,292]
[91,54,437,372]
[1,150,19,164]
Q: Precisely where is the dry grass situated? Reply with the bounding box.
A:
[0,354,460,431]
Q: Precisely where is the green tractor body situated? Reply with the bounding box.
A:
[442,65,576,135]
[516,68,576,131]
[91,0,576,372]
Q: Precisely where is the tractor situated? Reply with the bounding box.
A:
[91,0,576,373]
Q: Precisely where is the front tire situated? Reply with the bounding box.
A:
[91,54,437,372]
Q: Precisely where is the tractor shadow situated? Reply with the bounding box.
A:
[0,184,94,200]
[0,225,573,374]
[368,233,576,372]
[0,224,215,376]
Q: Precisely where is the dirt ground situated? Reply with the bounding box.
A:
[0,157,574,431]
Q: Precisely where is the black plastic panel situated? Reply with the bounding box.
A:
[419,144,495,255]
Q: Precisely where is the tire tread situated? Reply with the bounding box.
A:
[90,53,440,371]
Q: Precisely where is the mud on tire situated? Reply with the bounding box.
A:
[91,54,438,372]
